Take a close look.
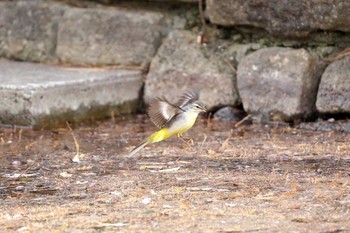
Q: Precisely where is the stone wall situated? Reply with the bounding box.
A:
[0,0,349,127]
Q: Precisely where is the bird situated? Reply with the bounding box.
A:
[128,90,207,157]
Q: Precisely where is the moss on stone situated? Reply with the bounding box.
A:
[33,99,139,129]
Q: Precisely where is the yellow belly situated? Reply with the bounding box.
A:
[148,128,171,142]
[148,111,198,143]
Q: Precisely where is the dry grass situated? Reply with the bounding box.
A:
[1,116,349,232]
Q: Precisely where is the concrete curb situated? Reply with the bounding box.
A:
[0,60,143,128]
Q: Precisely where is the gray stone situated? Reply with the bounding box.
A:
[56,7,164,67]
[225,43,264,66]
[213,107,246,122]
[298,120,350,133]
[316,57,350,114]
[237,47,325,122]
[94,0,197,3]
[207,0,350,37]
[0,60,142,128]
[144,30,239,109]
[0,0,64,62]
[154,0,197,2]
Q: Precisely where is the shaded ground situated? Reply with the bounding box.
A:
[1,115,349,232]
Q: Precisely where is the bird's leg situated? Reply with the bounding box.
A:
[178,133,194,146]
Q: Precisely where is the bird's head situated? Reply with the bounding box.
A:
[191,101,207,113]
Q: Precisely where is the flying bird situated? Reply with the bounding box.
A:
[128,91,206,157]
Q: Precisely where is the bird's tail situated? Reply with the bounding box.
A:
[127,129,168,157]
[127,140,149,157]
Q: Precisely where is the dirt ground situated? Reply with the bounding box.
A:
[1,115,349,233]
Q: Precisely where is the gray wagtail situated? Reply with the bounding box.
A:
[128,91,206,157]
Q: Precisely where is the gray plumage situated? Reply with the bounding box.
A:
[127,90,205,157]
[147,98,180,128]
[148,90,200,129]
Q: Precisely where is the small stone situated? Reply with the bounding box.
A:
[60,172,73,178]
[213,107,246,122]
[142,197,151,205]
[15,186,25,191]
[12,160,22,168]
[327,118,335,123]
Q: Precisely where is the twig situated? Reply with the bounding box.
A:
[219,137,230,152]
[18,129,23,143]
[206,112,212,127]
[66,121,81,162]
[198,0,206,29]
[0,123,33,129]
[111,110,116,123]
[25,141,37,150]
[197,0,207,44]
[220,55,236,73]
[199,135,207,149]
[322,47,350,64]
[234,114,251,128]
[55,62,147,72]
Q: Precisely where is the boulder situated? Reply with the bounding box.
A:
[95,0,197,3]
[57,7,164,67]
[0,0,64,62]
[207,0,350,37]
[237,47,325,122]
[144,30,239,109]
[316,56,350,114]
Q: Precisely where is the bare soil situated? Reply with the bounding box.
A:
[1,115,349,232]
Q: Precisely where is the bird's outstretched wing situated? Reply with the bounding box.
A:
[148,98,180,128]
[175,90,199,109]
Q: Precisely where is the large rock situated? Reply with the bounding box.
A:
[0,60,143,128]
[207,0,350,37]
[237,47,325,122]
[316,57,350,114]
[144,30,239,109]
[56,7,164,68]
[0,0,64,62]
[95,0,197,3]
